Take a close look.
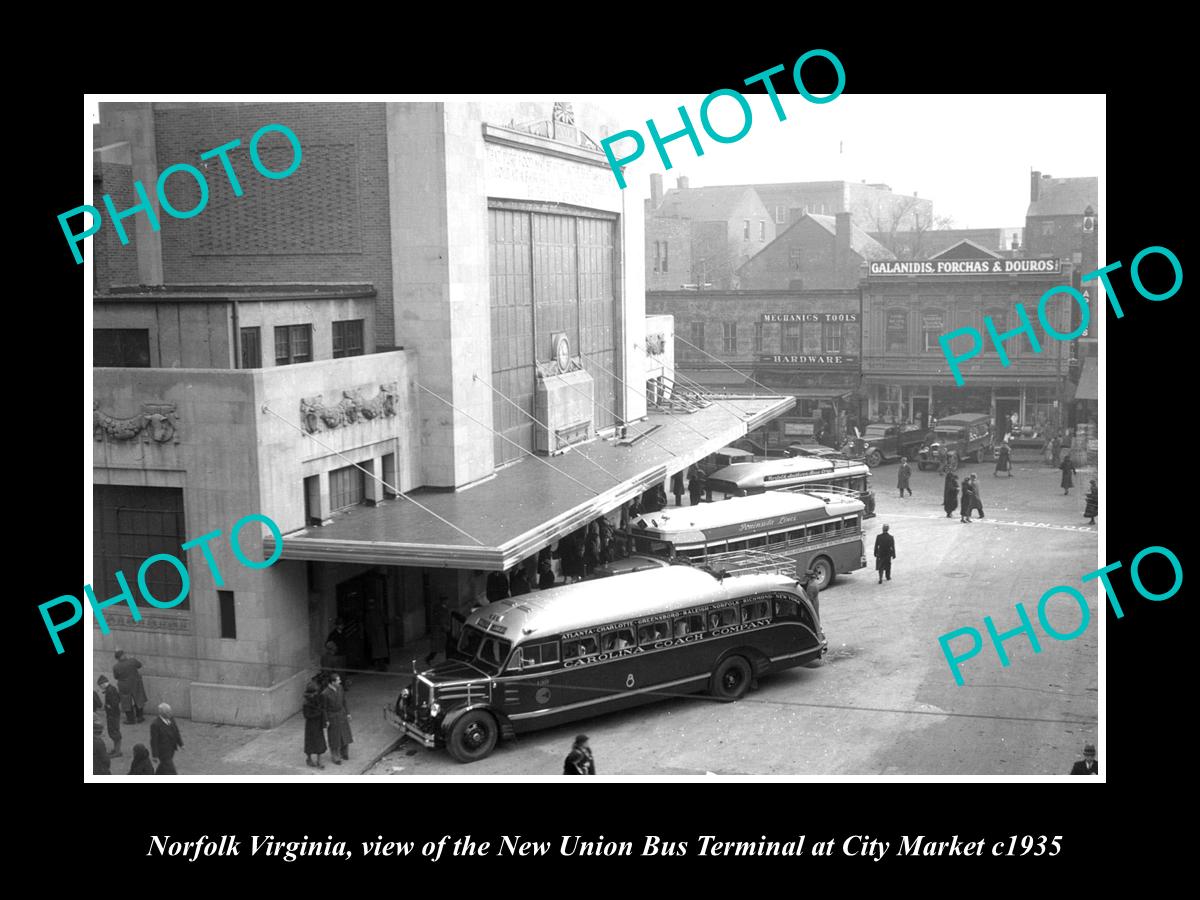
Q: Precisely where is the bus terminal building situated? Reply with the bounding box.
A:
[90,101,791,727]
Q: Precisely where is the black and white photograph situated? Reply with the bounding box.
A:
[74,88,1114,780]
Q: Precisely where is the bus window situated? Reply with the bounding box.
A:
[458,626,485,657]
[852,476,867,492]
[789,527,805,543]
[768,531,787,545]
[601,628,635,651]
[843,516,860,533]
[638,621,669,644]
[563,635,598,659]
[742,599,770,623]
[728,540,748,552]
[773,595,799,617]
[515,640,559,669]
[747,535,767,549]
[709,607,738,630]
[673,614,704,637]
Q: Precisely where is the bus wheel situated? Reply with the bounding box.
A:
[710,655,752,702]
[810,556,834,591]
[446,710,498,763]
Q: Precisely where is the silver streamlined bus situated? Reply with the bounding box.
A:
[628,490,866,590]
[705,455,875,517]
[389,559,824,763]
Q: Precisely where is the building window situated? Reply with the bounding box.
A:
[802,322,822,354]
[759,221,766,242]
[690,321,706,355]
[743,220,750,239]
[922,310,945,352]
[329,464,365,512]
[983,309,1007,354]
[93,485,188,611]
[722,323,737,354]
[240,327,261,368]
[753,323,764,353]
[781,322,801,354]
[304,475,322,525]
[94,329,151,367]
[332,319,364,359]
[885,309,908,353]
[789,248,803,271]
[381,453,397,498]
[775,206,786,225]
[652,241,662,273]
[218,591,236,639]
[274,324,312,365]
[661,241,668,273]
[823,321,843,353]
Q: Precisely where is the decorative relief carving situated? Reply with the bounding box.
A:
[300,383,398,433]
[96,612,191,634]
[93,401,179,443]
[645,333,666,357]
[507,102,601,151]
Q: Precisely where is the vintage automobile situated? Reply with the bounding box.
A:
[915,413,995,470]
[786,442,851,461]
[843,423,927,468]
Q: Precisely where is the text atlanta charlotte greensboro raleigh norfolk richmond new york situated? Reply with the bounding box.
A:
[147,833,1064,862]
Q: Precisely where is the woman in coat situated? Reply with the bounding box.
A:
[303,680,327,769]
[994,441,1012,477]
[943,472,959,518]
[967,474,985,519]
[959,476,974,524]
[1060,455,1077,495]
[1084,479,1098,525]
[128,743,155,775]
[322,673,353,765]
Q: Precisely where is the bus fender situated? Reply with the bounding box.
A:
[714,645,771,680]
[440,704,515,742]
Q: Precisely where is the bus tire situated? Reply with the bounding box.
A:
[810,556,834,591]
[445,710,498,763]
[710,655,752,702]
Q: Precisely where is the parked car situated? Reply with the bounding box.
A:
[843,423,926,468]
[915,413,994,470]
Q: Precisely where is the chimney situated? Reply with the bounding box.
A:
[1030,170,1041,202]
[650,173,663,209]
[677,175,689,190]
[834,212,852,270]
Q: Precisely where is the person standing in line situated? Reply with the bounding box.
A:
[959,476,974,524]
[509,565,532,597]
[323,673,354,766]
[897,457,912,498]
[149,702,184,775]
[93,720,110,775]
[537,557,556,590]
[302,680,327,769]
[598,517,613,565]
[671,470,685,507]
[994,440,1012,477]
[1084,479,1098,526]
[688,465,705,506]
[486,568,511,601]
[943,471,959,519]
[1060,454,1077,495]
[873,524,896,584]
[967,474,985,519]
[1070,742,1098,775]
[97,675,123,758]
[128,743,155,775]
[426,596,449,665]
[112,649,148,724]
[563,734,595,775]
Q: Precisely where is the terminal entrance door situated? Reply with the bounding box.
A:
[336,572,387,670]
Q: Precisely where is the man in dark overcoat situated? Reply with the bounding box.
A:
[97,675,123,758]
[1070,743,1098,775]
[897,458,912,498]
[322,673,354,765]
[943,472,959,519]
[113,649,148,724]
[873,524,896,584]
[149,702,184,775]
[563,735,595,775]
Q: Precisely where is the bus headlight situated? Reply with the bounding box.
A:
[429,701,442,717]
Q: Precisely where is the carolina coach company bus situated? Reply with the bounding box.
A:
[629,490,866,591]
[389,561,824,763]
[706,456,876,517]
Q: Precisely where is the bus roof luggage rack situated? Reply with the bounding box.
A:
[777,483,861,501]
[696,549,799,581]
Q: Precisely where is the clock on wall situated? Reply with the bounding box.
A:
[553,333,571,372]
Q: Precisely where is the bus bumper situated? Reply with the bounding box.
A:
[385,707,438,749]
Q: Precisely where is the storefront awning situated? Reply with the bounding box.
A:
[276,396,794,571]
[1074,358,1098,401]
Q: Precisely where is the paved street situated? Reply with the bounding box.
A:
[368,461,1098,776]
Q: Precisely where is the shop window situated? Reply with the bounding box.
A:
[274,324,312,365]
[332,319,364,359]
[240,327,261,368]
[329,464,365,512]
[94,329,151,367]
[885,310,908,353]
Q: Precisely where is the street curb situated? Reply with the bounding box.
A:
[358,735,403,775]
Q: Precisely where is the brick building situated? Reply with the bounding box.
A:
[732,180,933,235]
[737,212,894,290]
[89,101,790,726]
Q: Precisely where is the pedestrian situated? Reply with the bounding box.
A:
[426,596,449,665]
[485,568,510,602]
[97,675,123,758]
[598,517,614,564]
[584,522,601,575]
[802,568,821,619]
[1060,454,1077,495]
[671,470,685,506]
[322,673,354,765]
[967,474,985,519]
[510,565,532,597]
[688,465,704,506]
[1084,479,1098,525]
[943,471,959,519]
[149,702,184,775]
[93,720,110,776]
[959,475,974,524]
[127,743,154,775]
[1069,742,1098,775]
[302,680,327,769]
[112,650,148,724]
[563,734,595,775]
[873,524,896,584]
[994,441,1012,477]
[538,557,556,590]
[897,457,912,498]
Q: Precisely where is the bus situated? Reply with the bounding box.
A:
[628,490,866,591]
[705,455,876,517]
[388,557,824,763]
